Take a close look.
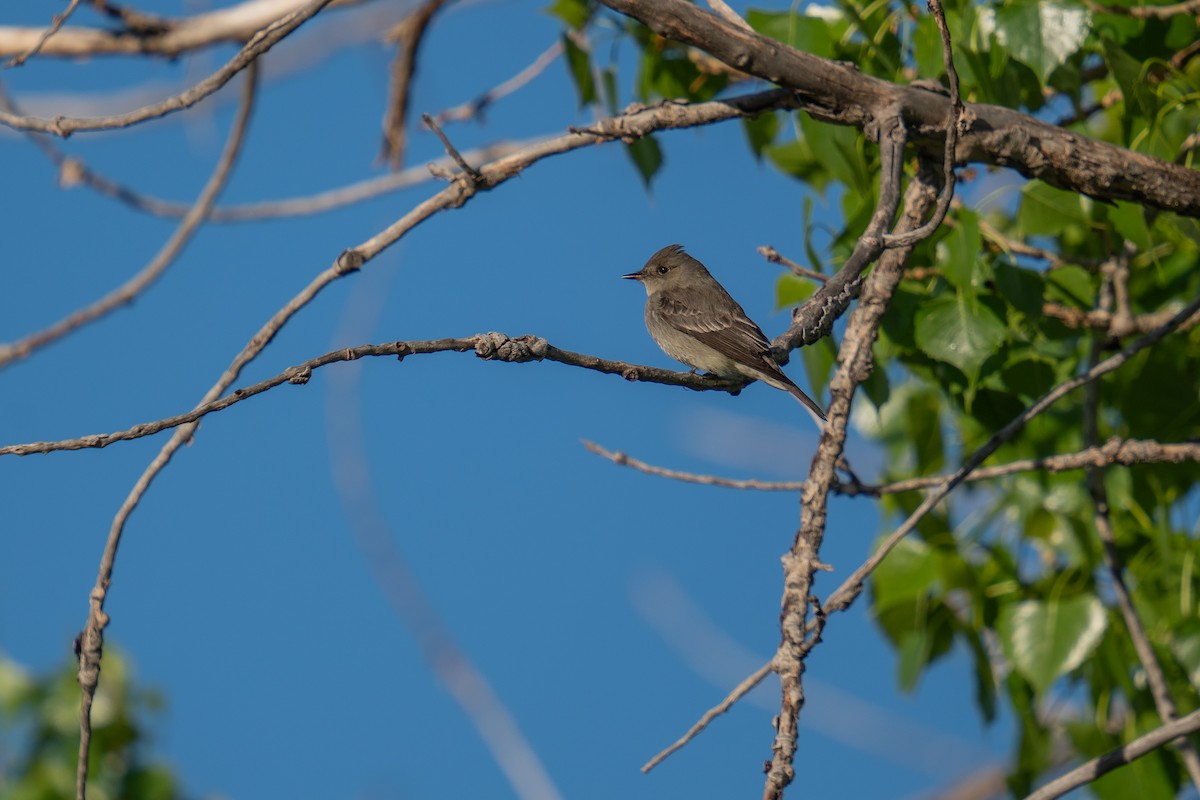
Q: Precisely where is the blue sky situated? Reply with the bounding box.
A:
[1,1,1012,797]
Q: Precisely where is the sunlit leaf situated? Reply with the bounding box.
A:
[998,595,1107,694]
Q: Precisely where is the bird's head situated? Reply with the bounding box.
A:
[622,244,710,294]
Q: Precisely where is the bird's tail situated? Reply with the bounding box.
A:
[786,384,828,428]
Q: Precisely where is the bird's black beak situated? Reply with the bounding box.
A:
[621,271,644,281]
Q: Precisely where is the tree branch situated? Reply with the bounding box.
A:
[1,335,748,458]
[594,0,1200,216]
[0,0,365,59]
[0,0,334,136]
[1023,708,1200,800]
[0,63,258,371]
[764,157,942,800]
[380,0,449,167]
[583,437,1200,494]
[4,0,84,67]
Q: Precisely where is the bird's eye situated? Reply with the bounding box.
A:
[656,265,669,274]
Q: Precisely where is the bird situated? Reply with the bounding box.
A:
[623,244,827,426]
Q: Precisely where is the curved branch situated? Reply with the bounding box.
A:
[0,0,335,136]
[71,62,258,800]
[0,63,259,371]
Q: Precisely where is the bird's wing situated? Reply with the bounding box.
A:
[656,287,778,372]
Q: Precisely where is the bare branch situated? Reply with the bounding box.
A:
[71,65,258,800]
[4,0,84,68]
[1023,708,1200,800]
[1087,0,1200,19]
[30,136,534,221]
[764,155,941,800]
[0,0,335,136]
[0,64,258,371]
[582,441,805,490]
[583,437,1200,495]
[430,42,562,126]
[881,0,962,248]
[380,0,450,167]
[1,335,749,458]
[1043,301,1200,336]
[758,245,828,284]
[642,660,774,773]
[0,0,365,59]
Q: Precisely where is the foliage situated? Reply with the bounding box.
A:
[0,651,186,800]
[551,0,1200,794]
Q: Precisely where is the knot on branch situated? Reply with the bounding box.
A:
[336,249,365,274]
[474,332,547,363]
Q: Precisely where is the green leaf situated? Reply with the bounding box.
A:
[775,273,816,309]
[1101,36,1161,121]
[562,35,596,107]
[872,537,939,610]
[742,111,779,160]
[601,64,618,116]
[800,336,837,402]
[545,0,590,29]
[997,595,1107,695]
[938,209,986,292]
[1044,264,1095,309]
[745,10,836,59]
[1000,356,1057,401]
[764,138,827,189]
[799,113,870,196]
[1017,180,1090,239]
[994,0,1091,84]
[914,293,1007,376]
[626,135,663,188]
[993,260,1045,320]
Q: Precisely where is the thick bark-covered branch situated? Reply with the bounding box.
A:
[595,0,1200,217]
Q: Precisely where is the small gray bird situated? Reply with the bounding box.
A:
[624,244,827,426]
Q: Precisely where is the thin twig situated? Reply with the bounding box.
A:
[1023,708,1200,800]
[422,112,481,183]
[758,245,828,283]
[0,0,335,135]
[5,0,84,68]
[1087,0,1200,19]
[1084,264,1200,788]
[72,61,258,800]
[880,0,962,248]
[641,660,774,772]
[1043,301,1200,335]
[380,0,449,167]
[28,136,534,221]
[1,335,750,458]
[0,64,258,371]
[582,437,1200,494]
[430,42,562,125]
